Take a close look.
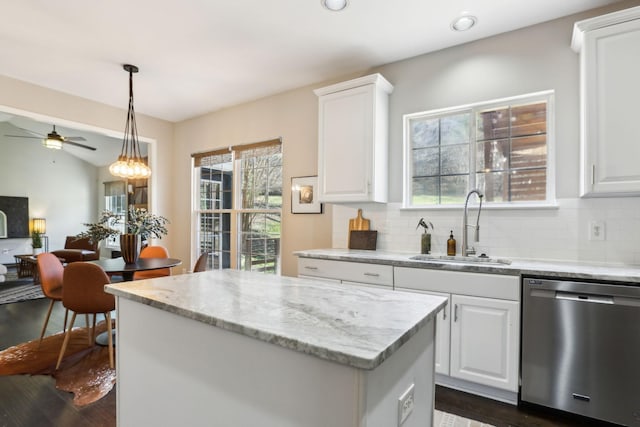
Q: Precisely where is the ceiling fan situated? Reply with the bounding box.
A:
[4,125,96,151]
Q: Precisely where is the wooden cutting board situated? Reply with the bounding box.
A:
[348,209,370,232]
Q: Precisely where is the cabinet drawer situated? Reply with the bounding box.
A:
[298,258,393,287]
[394,267,519,301]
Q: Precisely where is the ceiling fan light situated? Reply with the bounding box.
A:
[43,138,63,150]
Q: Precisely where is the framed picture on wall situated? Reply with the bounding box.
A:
[291,176,322,214]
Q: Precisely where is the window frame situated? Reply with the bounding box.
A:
[402,90,556,210]
[191,139,282,273]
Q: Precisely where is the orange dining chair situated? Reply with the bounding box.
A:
[133,245,171,280]
[56,262,115,369]
[36,253,69,342]
[193,252,209,273]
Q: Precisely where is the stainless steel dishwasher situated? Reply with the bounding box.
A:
[521,277,640,426]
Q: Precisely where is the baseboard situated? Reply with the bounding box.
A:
[435,374,518,405]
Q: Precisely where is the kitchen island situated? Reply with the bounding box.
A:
[105,270,446,427]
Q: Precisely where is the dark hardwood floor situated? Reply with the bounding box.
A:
[0,296,115,427]
[0,275,613,427]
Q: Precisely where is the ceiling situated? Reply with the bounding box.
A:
[0,114,131,167]
[0,0,623,125]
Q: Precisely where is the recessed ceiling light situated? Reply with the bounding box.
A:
[451,15,477,32]
[322,0,348,12]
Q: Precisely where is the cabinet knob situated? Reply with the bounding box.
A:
[363,272,379,277]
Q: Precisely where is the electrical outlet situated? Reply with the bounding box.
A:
[398,383,415,426]
[589,220,606,241]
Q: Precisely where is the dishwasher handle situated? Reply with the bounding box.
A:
[555,292,614,305]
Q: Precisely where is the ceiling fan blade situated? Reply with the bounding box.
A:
[64,136,87,142]
[4,134,41,139]
[63,140,96,151]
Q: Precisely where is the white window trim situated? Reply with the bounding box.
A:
[402,90,556,210]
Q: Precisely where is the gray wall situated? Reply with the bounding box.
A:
[377,12,586,202]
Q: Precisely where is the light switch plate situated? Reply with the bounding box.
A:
[589,220,606,241]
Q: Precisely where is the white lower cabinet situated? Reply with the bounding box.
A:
[394,267,520,398]
[449,294,519,391]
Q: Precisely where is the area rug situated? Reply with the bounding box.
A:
[0,282,45,305]
[0,320,115,406]
[435,409,495,427]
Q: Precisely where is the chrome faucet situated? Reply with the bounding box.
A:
[462,189,483,257]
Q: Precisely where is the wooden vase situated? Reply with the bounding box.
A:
[120,234,141,264]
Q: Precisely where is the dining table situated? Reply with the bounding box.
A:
[89,256,182,282]
[89,256,182,345]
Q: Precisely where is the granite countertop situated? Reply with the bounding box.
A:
[294,249,640,284]
[105,270,447,370]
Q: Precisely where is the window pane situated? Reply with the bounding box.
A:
[412,177,439,205]
[511,135,547,170]
[511,169,546,201]
[476,107,509,141]
[441,144,469,175]
[511,102,546,137]
[441,114,470,145]
[199,212,231,270]
[440,175,468,204]
[412,147,439,177]
[410,118,439,148]
[239,212,281,273]
[240,149,282,210]
[476,139,509,172]
[477,172,508,202]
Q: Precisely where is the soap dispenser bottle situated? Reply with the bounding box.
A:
[447,231,457,256]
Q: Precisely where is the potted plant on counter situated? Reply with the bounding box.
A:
[416,218,434,254]
[77,207,169,263]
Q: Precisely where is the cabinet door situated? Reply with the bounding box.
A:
[450,295,519,392]
[318,84,374,202]
[397,287,450,376]
[580,17,640,196]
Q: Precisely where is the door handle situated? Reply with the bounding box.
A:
[454,304,458,322]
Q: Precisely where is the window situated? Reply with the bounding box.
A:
[104,181,127,248]
[404,91,554,207]
[192,139,282,273]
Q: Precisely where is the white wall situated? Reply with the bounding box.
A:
[0,122,99,263]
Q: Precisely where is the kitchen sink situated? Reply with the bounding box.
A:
[409,254,512,265]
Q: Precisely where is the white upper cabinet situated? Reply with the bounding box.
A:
[314,74,393,203]
[572,7,640,197]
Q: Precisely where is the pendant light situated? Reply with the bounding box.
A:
[109,64,151,179]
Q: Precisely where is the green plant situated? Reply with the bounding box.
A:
[77,207,169,243]
[126,207,169,240]
[416,218,434,233]
[31,231,43,249]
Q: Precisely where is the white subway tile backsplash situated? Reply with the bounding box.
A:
[330,197,640,265]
